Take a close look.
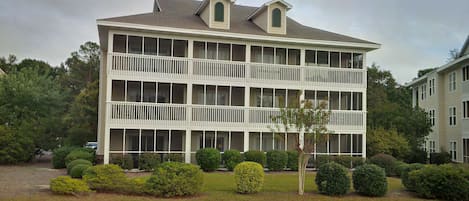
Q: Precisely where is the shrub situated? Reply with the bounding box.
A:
[222,150,243,171]
[52,146,77,169]
[127,176,151,195]
[266,150,288,171]
[70,164,91,178]
[139,153,160,171]
[146,162,203,197]
[66,159,92,174]
[64,150,94,166]
[50,176,91,195]
[352,164,387,197]
[315,162,351,195]
[331,156,353,169]
[164,153,184,162]
[368,153,398,176]
[286,151,298,171]
[429,152,451,164]
[405,148,428,164]
[244,151,266,167]
[313,155,330,168]
[394,161,407,177]
[196,148,221,172]
[83,164,129,192]
[234,162,264,194]
[111,154,134,170]
[351,157,365,168]
[400,163,425,191]
[408,164,469,201]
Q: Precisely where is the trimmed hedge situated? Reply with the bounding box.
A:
[111,154,134,170]
[222,150,243,171]
[83,164,129,192]
[266,150,287,171]
[66,159,92,174]
[234,162,264,194]
[244,151,266,167]
[138,153,160,171]
[164,153,184,162]
[52,146,77,169]
[400,163,425,191]
[70,164,91,178]
[429,152,451,164]
[368,153,398,176]
[196,148,221,172]
[315,162,350,195]
[64,150,94,166]
[286,151,298,171]
[352,164,388,197]
[408,164,469,201]
[146,162,204,197]
[50,176,92,195]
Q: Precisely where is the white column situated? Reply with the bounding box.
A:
[185,129,191,163]
[244,131,249,152]
[362,53,367,158]
[103,31,114,164]
[184,39,194,163]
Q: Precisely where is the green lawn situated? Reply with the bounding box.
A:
[4,172,429,201]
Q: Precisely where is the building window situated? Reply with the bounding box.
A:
[194,41,246,62]
[250,46,300,65]
[429,109,436,126]
[353,53,363,69]
[128,36,143,54]
[421,84,426,100]
[463,66,469,82]
[305,50,316,66]
[113,35,127,53]
[449,71,456,91]
[214,2,224,22]
[450,141,457,161]
[429,141,436,153]
[429,78,435,96]
[464,139,469,163]
[449,106,457,126]
[192,85,244,106]
[330,52,339,68]
[340,52,352,68]
[317,51,329,66]
[463,101,469,119]
[272,8,282,27]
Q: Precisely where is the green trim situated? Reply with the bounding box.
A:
[214,2,224,22]
[272,8,281,28]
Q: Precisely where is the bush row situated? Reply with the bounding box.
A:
[52,146,95,169]
[110,153,183,170]
[312,155,365,169]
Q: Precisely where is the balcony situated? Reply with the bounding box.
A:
[109,53,366,87]
[107,102,365,131]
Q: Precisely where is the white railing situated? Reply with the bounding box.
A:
[111,53,189,75]
[304,67,364,85]
[193,59,246,79]
[250,63,301,81]
[248,107,281,124]
[192,105,244,123]
[109,53,365,86]
[109,102,187,121]
[329,111,364,126]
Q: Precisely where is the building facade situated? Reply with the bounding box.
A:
[407,36,469,163]
[96,0,380,164]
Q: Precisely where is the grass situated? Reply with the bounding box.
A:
[2,172,429,201]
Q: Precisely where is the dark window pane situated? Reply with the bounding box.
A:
[143,82,156,103]
[127,81,141,102]
[305,50,316,66]
[128,36,142,54]
[192,85,204,105]
[206,85,216,105]
[173,40,188,57]
[113,35,127,53]
[217,86,229,105]
[158,38,172,56]
[194,41,206,59]
[276,48,286,64]
[288,49,300,65]
[251,46,262,63]
[112,80,125,101]
[144,37,157,55]
[341,52,352,68]
[353,53,363,69]
[214,2,224,22]
[218,43,230,61]
[263,47,274,64]
[141,130,154,151]
[172,84,187,104]
[157,83,170,103]
[272,8,282,27]
[232,44,246,62]
[207,42,217,60]
[317,51,329,66]
[231,87,245,106]
[330,52,339,67]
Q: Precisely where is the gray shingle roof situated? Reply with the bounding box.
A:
[98,0,377,45]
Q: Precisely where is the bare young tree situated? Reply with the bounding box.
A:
[270,100,331,195]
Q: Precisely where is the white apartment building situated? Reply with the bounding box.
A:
[407,36,469,163]
[96,0,380,164]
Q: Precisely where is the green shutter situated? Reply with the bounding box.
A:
[272,8,281,27]
[215,2,224,22]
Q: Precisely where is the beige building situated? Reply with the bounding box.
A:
[407,36,469,163]
[96,0,380,164]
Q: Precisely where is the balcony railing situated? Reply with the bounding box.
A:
[107,102,365,130]
[109,53,366,87]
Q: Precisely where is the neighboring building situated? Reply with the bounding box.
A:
[96,0,380,164]
[407,35,469,163]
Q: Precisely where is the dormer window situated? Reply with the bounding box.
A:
[272,8,281,27]
[214,2,225,22]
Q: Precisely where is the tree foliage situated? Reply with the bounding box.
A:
[367,128,410,160]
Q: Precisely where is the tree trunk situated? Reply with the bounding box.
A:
[297,151,310,195]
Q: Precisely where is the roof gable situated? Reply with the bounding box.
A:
[460,35,469,57]
[195,0,236,15]
[247,0,292,20]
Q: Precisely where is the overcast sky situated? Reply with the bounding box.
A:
[1,0,468,84]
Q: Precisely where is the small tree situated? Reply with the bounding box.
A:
[270,100,331,195]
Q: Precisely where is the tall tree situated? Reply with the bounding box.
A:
[64,41,100,95]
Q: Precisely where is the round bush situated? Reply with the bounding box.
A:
[408,165,469,201]
[67,159,92,174]
[351,157,365,168]
[146,162,203,197]
[352,164,387,197]
[314,155,330,169]
[244,151,266,167]
[196,148,221,172]
[64,150,94,166]
[83,164,128,191]
[266,150,287,171]
[52,146,77,169]
[315,162,351,195]
[138,153,160,171]
[331,156,353,169]
[286,151,298,171]
[368,153,398,176]
[234,162,264,194]
[394,161,408,177]
[50,176,91,195]
[222,150,243,171]
[429,152,451,164]
[70,164,91,178]
[400,163,424,191]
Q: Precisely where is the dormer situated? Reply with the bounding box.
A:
[248,0,292,35]
[195,0,235,30]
